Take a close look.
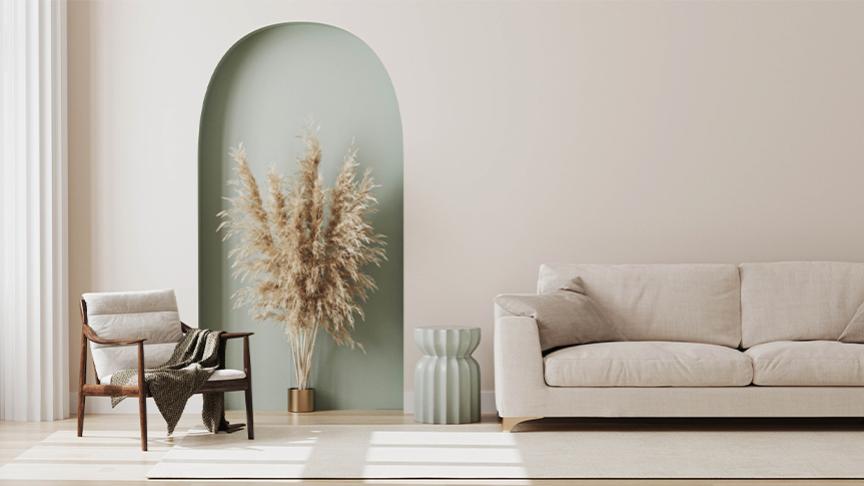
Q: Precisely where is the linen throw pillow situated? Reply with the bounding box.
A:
[494,277,622,352]
[838,300,864,343]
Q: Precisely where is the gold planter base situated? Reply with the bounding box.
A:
[288,388,314,413]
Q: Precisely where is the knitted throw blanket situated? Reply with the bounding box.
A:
[110,328,225,434]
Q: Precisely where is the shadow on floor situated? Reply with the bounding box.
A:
[514,416,864,432]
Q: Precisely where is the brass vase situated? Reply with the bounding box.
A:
[288,388,314,413]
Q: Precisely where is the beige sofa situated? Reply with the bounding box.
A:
[494,262,864,431]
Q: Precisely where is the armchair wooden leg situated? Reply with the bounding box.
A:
[138,390,148,451]
[136,341,148,451]
[77,325,88,437]
[243,336,254,440]
[501,416,542,432]
[76,393,85,437]
[244,387,254,440]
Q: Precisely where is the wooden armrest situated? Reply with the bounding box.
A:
[214,331,253,371]
[82,324,147,346]
[220,331,254,340]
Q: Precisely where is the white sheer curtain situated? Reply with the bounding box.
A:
[0,0,69,421]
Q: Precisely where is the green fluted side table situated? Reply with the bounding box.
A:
[414,326,481,424]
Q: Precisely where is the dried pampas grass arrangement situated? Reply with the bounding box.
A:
[218,128,385,390]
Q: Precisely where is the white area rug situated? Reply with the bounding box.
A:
[0,430,172,481]
[147,421,864,479]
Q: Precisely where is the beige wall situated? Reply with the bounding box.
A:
[68,0,864,410]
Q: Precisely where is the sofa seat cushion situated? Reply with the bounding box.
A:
[102,368,246,385]
[544,341,753,387]
[746,341,864,386]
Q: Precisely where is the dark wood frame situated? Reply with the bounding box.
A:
[76,299,255,451]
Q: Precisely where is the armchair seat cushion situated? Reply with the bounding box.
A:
[746,340,864,386]
[102,368,246,385]
[544,341,753,387]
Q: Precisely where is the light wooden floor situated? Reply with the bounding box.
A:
[2,411,863,485]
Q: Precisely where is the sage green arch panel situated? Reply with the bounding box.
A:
[199,22,403,410]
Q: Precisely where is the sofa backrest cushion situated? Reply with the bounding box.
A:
[538,264,741,348]
[740,262,864,348]
[84,289,183,380]
[839,301,864,343]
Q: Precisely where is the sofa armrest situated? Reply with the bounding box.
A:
[494,314,546,416]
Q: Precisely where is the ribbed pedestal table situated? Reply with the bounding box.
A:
[413,326,481,424]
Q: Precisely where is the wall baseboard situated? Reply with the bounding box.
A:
[70,392,203,415]
[403,391,496,415]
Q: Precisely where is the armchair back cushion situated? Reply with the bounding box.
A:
[740,262,864,348]
[538,264,741,348]
[83,289,183,381]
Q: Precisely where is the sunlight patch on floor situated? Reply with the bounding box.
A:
[363,430,527,477]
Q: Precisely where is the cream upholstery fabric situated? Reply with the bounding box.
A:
[494,316,864,417]
[544,341,753,387]
[494,263,864,420]
[537,264,741,347]
[839,301,864,343]
[495,277,621,351]
[102,368,246,385]
[83,289,183,380]
[747,340,864,386]
[91,342,177,382]
[740,262,864,348]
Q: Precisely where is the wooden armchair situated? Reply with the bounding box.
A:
[76,289,254,451]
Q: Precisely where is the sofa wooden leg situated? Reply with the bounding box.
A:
[501,416,542,432]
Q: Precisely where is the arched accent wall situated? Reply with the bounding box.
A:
[199,23,403,410]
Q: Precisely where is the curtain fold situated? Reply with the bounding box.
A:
[0,0,69,421]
